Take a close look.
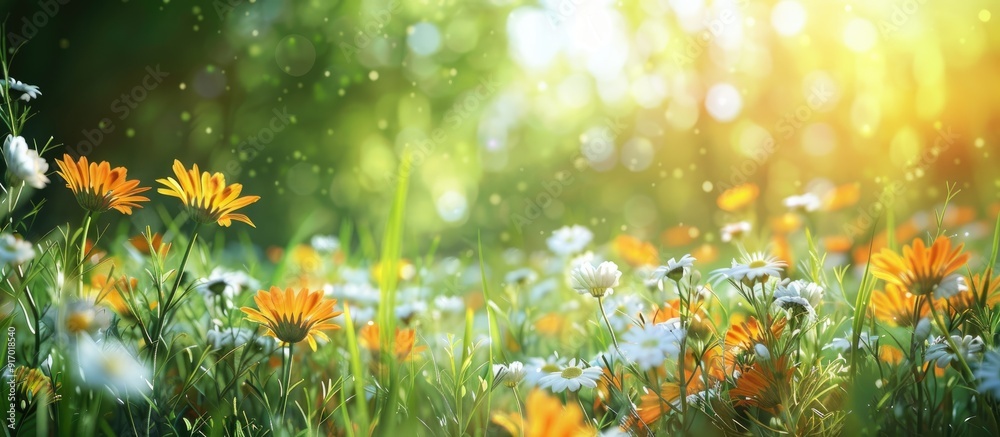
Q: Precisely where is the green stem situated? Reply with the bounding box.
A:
[597,296,621,351]
[77,213,93,296]
[280,342,295,421]
[511,388,524,437]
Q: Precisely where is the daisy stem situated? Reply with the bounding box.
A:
[279,342,294,421]
[597,297,621,352]
[77,212,93,296]
[674,279,689,427]
[511,388,524,437]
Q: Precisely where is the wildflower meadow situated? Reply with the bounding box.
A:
[2,1,1000,436]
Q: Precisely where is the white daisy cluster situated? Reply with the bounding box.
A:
[310,234,341,253]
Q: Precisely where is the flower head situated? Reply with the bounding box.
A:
[547,225,593,256]
[494,361,528,388]
[620,321,686,371]
[2,78,42,101]
[871,237,969,296]
[783,193,822,212]
[570,261,622,298]
[537,358,603,392]
[774,279,824,308]
[13,366,60,408]
[717,183,759,211]
[359,323,426,361]
[926,335,983,369]
[310,234,340,253]
[720,221,751,243]
[77,334,150,395]
[715,252,787,287]
[651,254,696,283]
[55,154,150,214]
[241,286,342,351]
[195,267,259,301]
[3,135,49,189]
[157,160,260,227]
[0,233,35,265]
[492,389,596,437]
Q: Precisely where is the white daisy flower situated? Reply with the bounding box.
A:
[601,293,646,332]
[338,265,371,284]
[310,234,340,253]
[78,334,151,396]
[933,274,968,300]
[975,349,1000,399]
[774,279,824,308]
[650,254,696,283]
[524,354,568,386]
[493,361,527,388]
[824,332,879,355]
[395,301,428,322]
[433,295,465,314]
[714,252,787,287]
[194,268,259,301]
[619,322,686,371]
[547,225,593,256]
[1,78,42,101]
[207,327,273,351]
[3,135,49,189]
[720,221,751,243]
[926,335,984,368]
[537,358,603,393]
[773,294,816,319]
[504,267,538,286]
[0,233,35,265]
[570,261,622,298]
[783,193,822,212]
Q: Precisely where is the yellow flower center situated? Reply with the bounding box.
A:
[66,311,94,333]
[749,260,768,269]
[560,366,583,379]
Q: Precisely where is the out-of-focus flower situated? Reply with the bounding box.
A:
[619,322,685,371]
[720,221,751,243]
[78,334,150,395]
[650,254,696,283]
[433,295,464,314]
[822,183,860,211]
[324,282,380,306]
[157,160,260,227]
[660,225,700,247]
[492,389,596,437]
[371,258,416,282]
[493,361,527,388]
[715,252,787,287]
[537,358,602,393]
[195,267,259,301]
[717,183,759,212]
[926,335,983,369]
[612,234,658,266]
[0,233,35,265]
[359,323,425,361]
[547,225,593,256]
[2,78,42,101]
[3,135,49,189]
[90,274,140,318]
[241,286,342,351]
[127,232,170,257]
[54,154,150,214]
[975,349,1000,399]
[63,298,113,335]
[310,234,340,253]
[570,261,621,298]
[206,327,273,351]
[783,193,822,212]
[871,237,969,296]
[504,267,538,286]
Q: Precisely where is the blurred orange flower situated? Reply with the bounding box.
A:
[822,183,860,211]
[730,356,794,414]
[717,183,759,212]
[492,389,596,437]
[660,225,699,247]
[359,323,426,361]
[613,234,658,266]
[871,237,969,296]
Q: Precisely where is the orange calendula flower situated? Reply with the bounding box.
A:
[869,284,927,327]
[359,323,426,361]
[54,154,150,214]
[14,366,60,406]
[613,234,658,267]
[871,237,970,296]
[156,160,260,227]
[730,356,794,414]
[822,183,860,211]
[492,389,596,437]
[716,183,759,212]
[660,225,700,247]
[241,286,342,351]
[128,232,170,257]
